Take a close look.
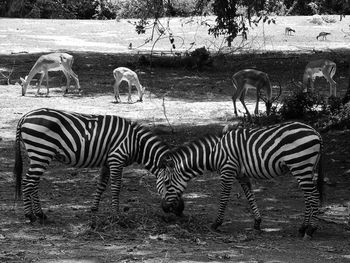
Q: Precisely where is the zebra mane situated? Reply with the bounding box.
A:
[170,133,220,153]
[131,122,171,171]
[168,133,220,167]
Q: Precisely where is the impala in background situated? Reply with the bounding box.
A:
[303,59,337,96]
[285,27,295,35]
[316,32,331,40]
[113,67,145,103]
[231,69,281,120]
[20,52,81,96]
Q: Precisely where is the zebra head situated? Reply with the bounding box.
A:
[158,155,185,216]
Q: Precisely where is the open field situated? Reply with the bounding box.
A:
[1,15,350,54]
[0,17,350,262]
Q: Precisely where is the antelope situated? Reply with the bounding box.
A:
[285,27,295,35]
[113,67,145,103]
[20,52,81,96]
[303,59,337,96]
[231,69,281,120]
[316,32,331,40]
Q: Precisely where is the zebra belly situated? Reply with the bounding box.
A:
[53,148,108,168]
[240,159,288,179]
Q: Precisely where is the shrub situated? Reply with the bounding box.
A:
[325,103,350,130]
[327,96,343,114]
[115,0,159,19]
[322,15,337,23]
[279,89,326,119]
[165,0,197,17]
[26,0,76,19]
[308,14,323,25]
[72,0,99,19]
[189,46,211,69]
[94,0,117,19]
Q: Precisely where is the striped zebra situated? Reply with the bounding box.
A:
[14,108,169,223]
[160,122,324,239]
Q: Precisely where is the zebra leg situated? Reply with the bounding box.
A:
[296,177,320,239]
[109,164,124,216]
[239,178,262,231]
[91,165,110,212]
[32,184,48,223]
[304,189,320,239]
[211,175,235,230]
[21,153,52,223]
[22,173,43,223]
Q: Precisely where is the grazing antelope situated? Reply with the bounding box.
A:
[231,69,281,120]
[285,27,295,35]
[316,32,331,40]
[20,52,81,96]
[303,59,337,96]
[113,67,145,103]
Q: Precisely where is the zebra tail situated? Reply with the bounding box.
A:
[13,121,23,200]
[317,151,324,204]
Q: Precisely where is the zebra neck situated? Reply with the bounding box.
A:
[134,125,168,174]
[175,134,220,177]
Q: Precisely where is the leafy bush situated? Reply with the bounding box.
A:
[327,96,343,114]
[94,0,118,19]
[322,15,337,23]
[165,0,197,16]
[26,0,76,19]
[308,15,324,25]
[324,103,350,130]
[114,0,151,19]
[279,89,326,120]
[72,0,99,19]
[189,46,211,69]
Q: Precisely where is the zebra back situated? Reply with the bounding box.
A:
[218,122,323,185]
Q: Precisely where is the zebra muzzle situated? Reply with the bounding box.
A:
[161,197,185,217]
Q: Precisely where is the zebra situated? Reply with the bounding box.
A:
[14,108,169,223]
[159,122,324,239]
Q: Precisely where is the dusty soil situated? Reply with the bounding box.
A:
[0,51,350,263]
[1,16,350,262]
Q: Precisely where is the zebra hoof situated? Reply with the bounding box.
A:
[305,225,317,238]
[36,212,48,224]
[298,224,307,237]
[25,213,37,223]
[161,197,185,217]
[253,218,262,231]
[211,221,222,231]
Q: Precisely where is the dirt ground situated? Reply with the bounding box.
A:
[1,50,350,262]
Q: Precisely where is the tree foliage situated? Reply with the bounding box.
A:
[208,0,276,45]
[1,0,349,19]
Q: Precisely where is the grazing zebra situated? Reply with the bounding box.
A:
[160,122,324,239]
[14,108,169,223]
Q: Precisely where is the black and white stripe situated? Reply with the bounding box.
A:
[14,108,169,223]
[161,122,323,238]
